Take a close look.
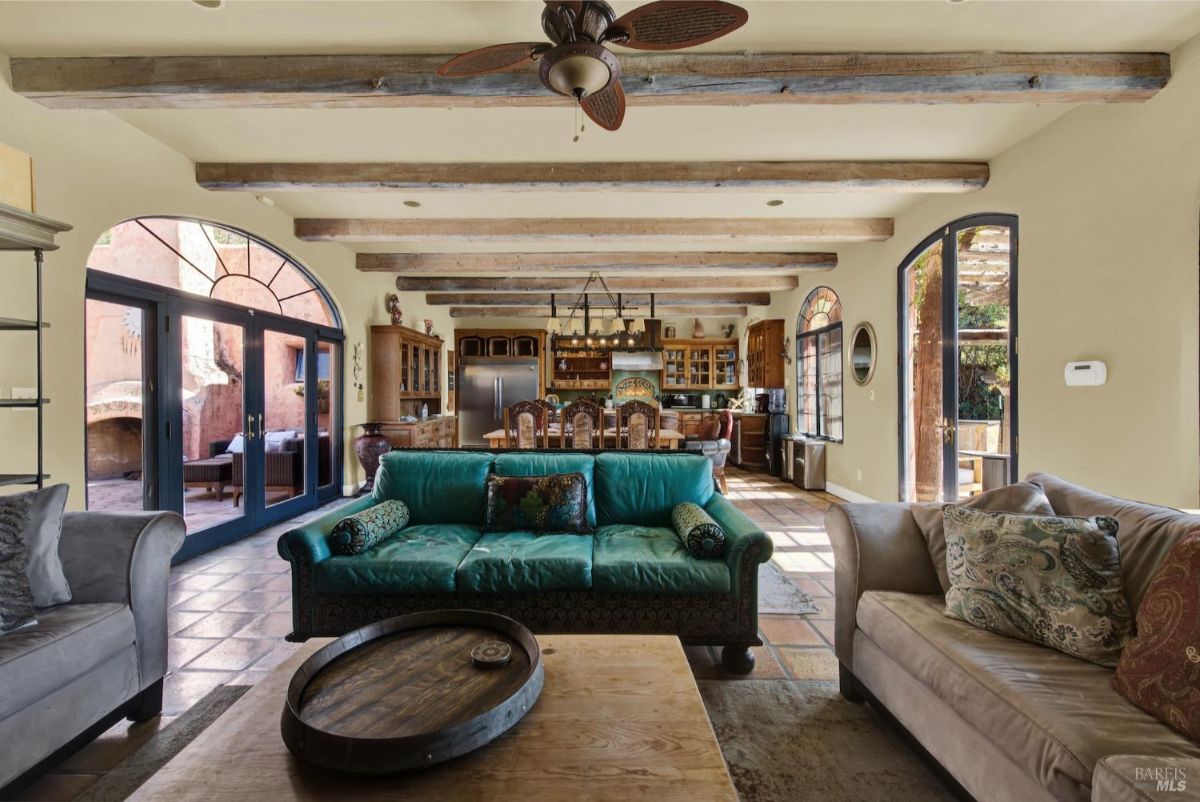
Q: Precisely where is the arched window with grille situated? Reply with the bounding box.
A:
[795,286,843,441]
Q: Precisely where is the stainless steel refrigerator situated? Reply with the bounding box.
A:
[458,357,541,445]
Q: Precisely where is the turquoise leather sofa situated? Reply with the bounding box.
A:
[279,450,773,672]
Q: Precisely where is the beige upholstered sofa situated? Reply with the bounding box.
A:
[826,473,1200,802]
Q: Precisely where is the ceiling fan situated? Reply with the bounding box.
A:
[436,0,749,131]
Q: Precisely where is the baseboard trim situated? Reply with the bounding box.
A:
[825,482,877,504]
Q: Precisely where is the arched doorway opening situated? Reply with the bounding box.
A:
[85,217,344,557]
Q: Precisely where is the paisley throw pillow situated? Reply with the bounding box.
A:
[672,502,726,559]
[329,500,410,556]
[1112,535,1200,742]
[943,506,1132,666]
[484,473,590,534]
[0,494,37,635]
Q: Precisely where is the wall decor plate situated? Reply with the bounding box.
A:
[281,609,544,774]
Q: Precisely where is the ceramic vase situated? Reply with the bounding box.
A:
[354,423,392,494]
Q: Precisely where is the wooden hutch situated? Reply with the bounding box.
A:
[746,319,786,387]
[368,324,456,448]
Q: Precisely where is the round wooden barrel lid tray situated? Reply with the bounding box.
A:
[281,609,544,774]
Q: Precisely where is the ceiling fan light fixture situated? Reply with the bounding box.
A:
[539,42,620,99]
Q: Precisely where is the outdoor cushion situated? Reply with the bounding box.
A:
[0,603,135,719]
[856,591,1200,799]
[494,452,597,527]
[456,531,593,593]
[373,451,494,526]
[316,524,482,593]
[594,452,714,527]
[592,524,730,593]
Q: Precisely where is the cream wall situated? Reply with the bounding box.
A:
[0,56,452,503]
[774,36,1200,508]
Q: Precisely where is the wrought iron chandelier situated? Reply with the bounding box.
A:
[544,271,653,348]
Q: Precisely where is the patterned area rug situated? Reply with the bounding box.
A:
[74,685,251,802]
[758,561,821,616]
[700,679,955,802]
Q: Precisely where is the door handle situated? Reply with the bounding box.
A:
[258,413,264,439]
[246,414,255,440]
[498,376,504,417]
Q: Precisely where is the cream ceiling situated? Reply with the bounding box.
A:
[2,0,1199,259]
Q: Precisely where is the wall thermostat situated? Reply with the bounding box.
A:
[1064,361,1107,387]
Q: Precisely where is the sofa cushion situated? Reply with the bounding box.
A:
[495,452,597,527]
[483,473,591,534]
[671,502,726,559]
[0,602,135,719]
[373,451,494,526]
[329,500,410,556]
[592,524,730,593]
[912,481,1055,593]
[942,506,1131,667]
[316,524,482,594]
[456,532,593,593]
[594,452,714,527]
[1112,534,1200,742]
[0,492,37,634]
[1028,472,1200,615]
[856,591,1200,798]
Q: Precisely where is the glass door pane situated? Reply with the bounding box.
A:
[179,314,247,532]
[317,341,339,497]
[955,224,1013,500]
[85,298,150,512]
[262,329,309,509]
[902,239,946,502]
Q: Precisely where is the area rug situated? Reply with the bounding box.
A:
[700,679,955,802]
[74,685,251,802]
[758,560,821,616]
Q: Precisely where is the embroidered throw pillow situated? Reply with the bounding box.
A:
[0,494,38,634]
[329,500,410,556]
[1112,535,1200,742]
[10,484,71,608]
[672,502,726,559]
[943,506,1132,666]
[484,473,590,534]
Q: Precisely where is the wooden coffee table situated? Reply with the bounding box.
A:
[130,634,737,802]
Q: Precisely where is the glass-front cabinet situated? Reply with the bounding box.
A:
[713,345,739,389]
[661,340,739,391]
[688,346,711,387]
[663,346,688,389]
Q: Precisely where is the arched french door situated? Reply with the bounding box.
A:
[897,214,1018,503]
[84,217,344,558]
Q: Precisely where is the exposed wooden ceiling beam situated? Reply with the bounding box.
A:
[395,275,799,293]
[297,218,892,243]
[197,161,988,193]
[450,306,747,319]
[362,252,836,274]
[427,292,769,307]
[11,52,1169,109]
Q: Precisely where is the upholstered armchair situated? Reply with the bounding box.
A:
[685,409,733,492]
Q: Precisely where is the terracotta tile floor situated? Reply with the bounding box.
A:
[16,466,842,801]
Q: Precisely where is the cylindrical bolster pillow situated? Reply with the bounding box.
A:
[329,499,410,556]
[672,502,726,559]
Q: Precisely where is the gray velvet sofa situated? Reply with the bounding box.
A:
[827,473,1200,802]
[0,510,184,791]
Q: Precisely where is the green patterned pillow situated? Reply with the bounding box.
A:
[943,505,1132,666]
[672,502,726,559]
[329,500,410,556]
[484,473,590,534]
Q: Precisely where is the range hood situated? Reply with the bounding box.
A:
[611,351,663,371]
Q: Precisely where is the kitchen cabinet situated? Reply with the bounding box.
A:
[746,319,786,388]
[661,339,739,391]
[369,325,444,422]
[377,417,457,449]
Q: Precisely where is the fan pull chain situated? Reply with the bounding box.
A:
[573,99,584,143]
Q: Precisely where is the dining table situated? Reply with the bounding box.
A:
[482,425,686,449]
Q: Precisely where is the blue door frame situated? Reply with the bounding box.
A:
[86,270,344,562]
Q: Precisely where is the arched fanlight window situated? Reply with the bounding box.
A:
[88,217,338,327]
[796,286,843,441]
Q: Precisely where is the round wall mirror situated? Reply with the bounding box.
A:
[849,322,877,385]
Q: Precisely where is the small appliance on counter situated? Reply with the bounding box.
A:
[701,394,712,409]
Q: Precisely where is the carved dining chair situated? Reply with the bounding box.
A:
[536,398,557,428]
[618,400,660,450]
[504,400,547,449]
[560,399,603,450]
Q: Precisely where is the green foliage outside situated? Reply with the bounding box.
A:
[958,289,1010,421]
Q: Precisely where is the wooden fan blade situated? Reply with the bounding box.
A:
[582,79,626,131]
[606,1,748,50]
[436,43,548,78]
